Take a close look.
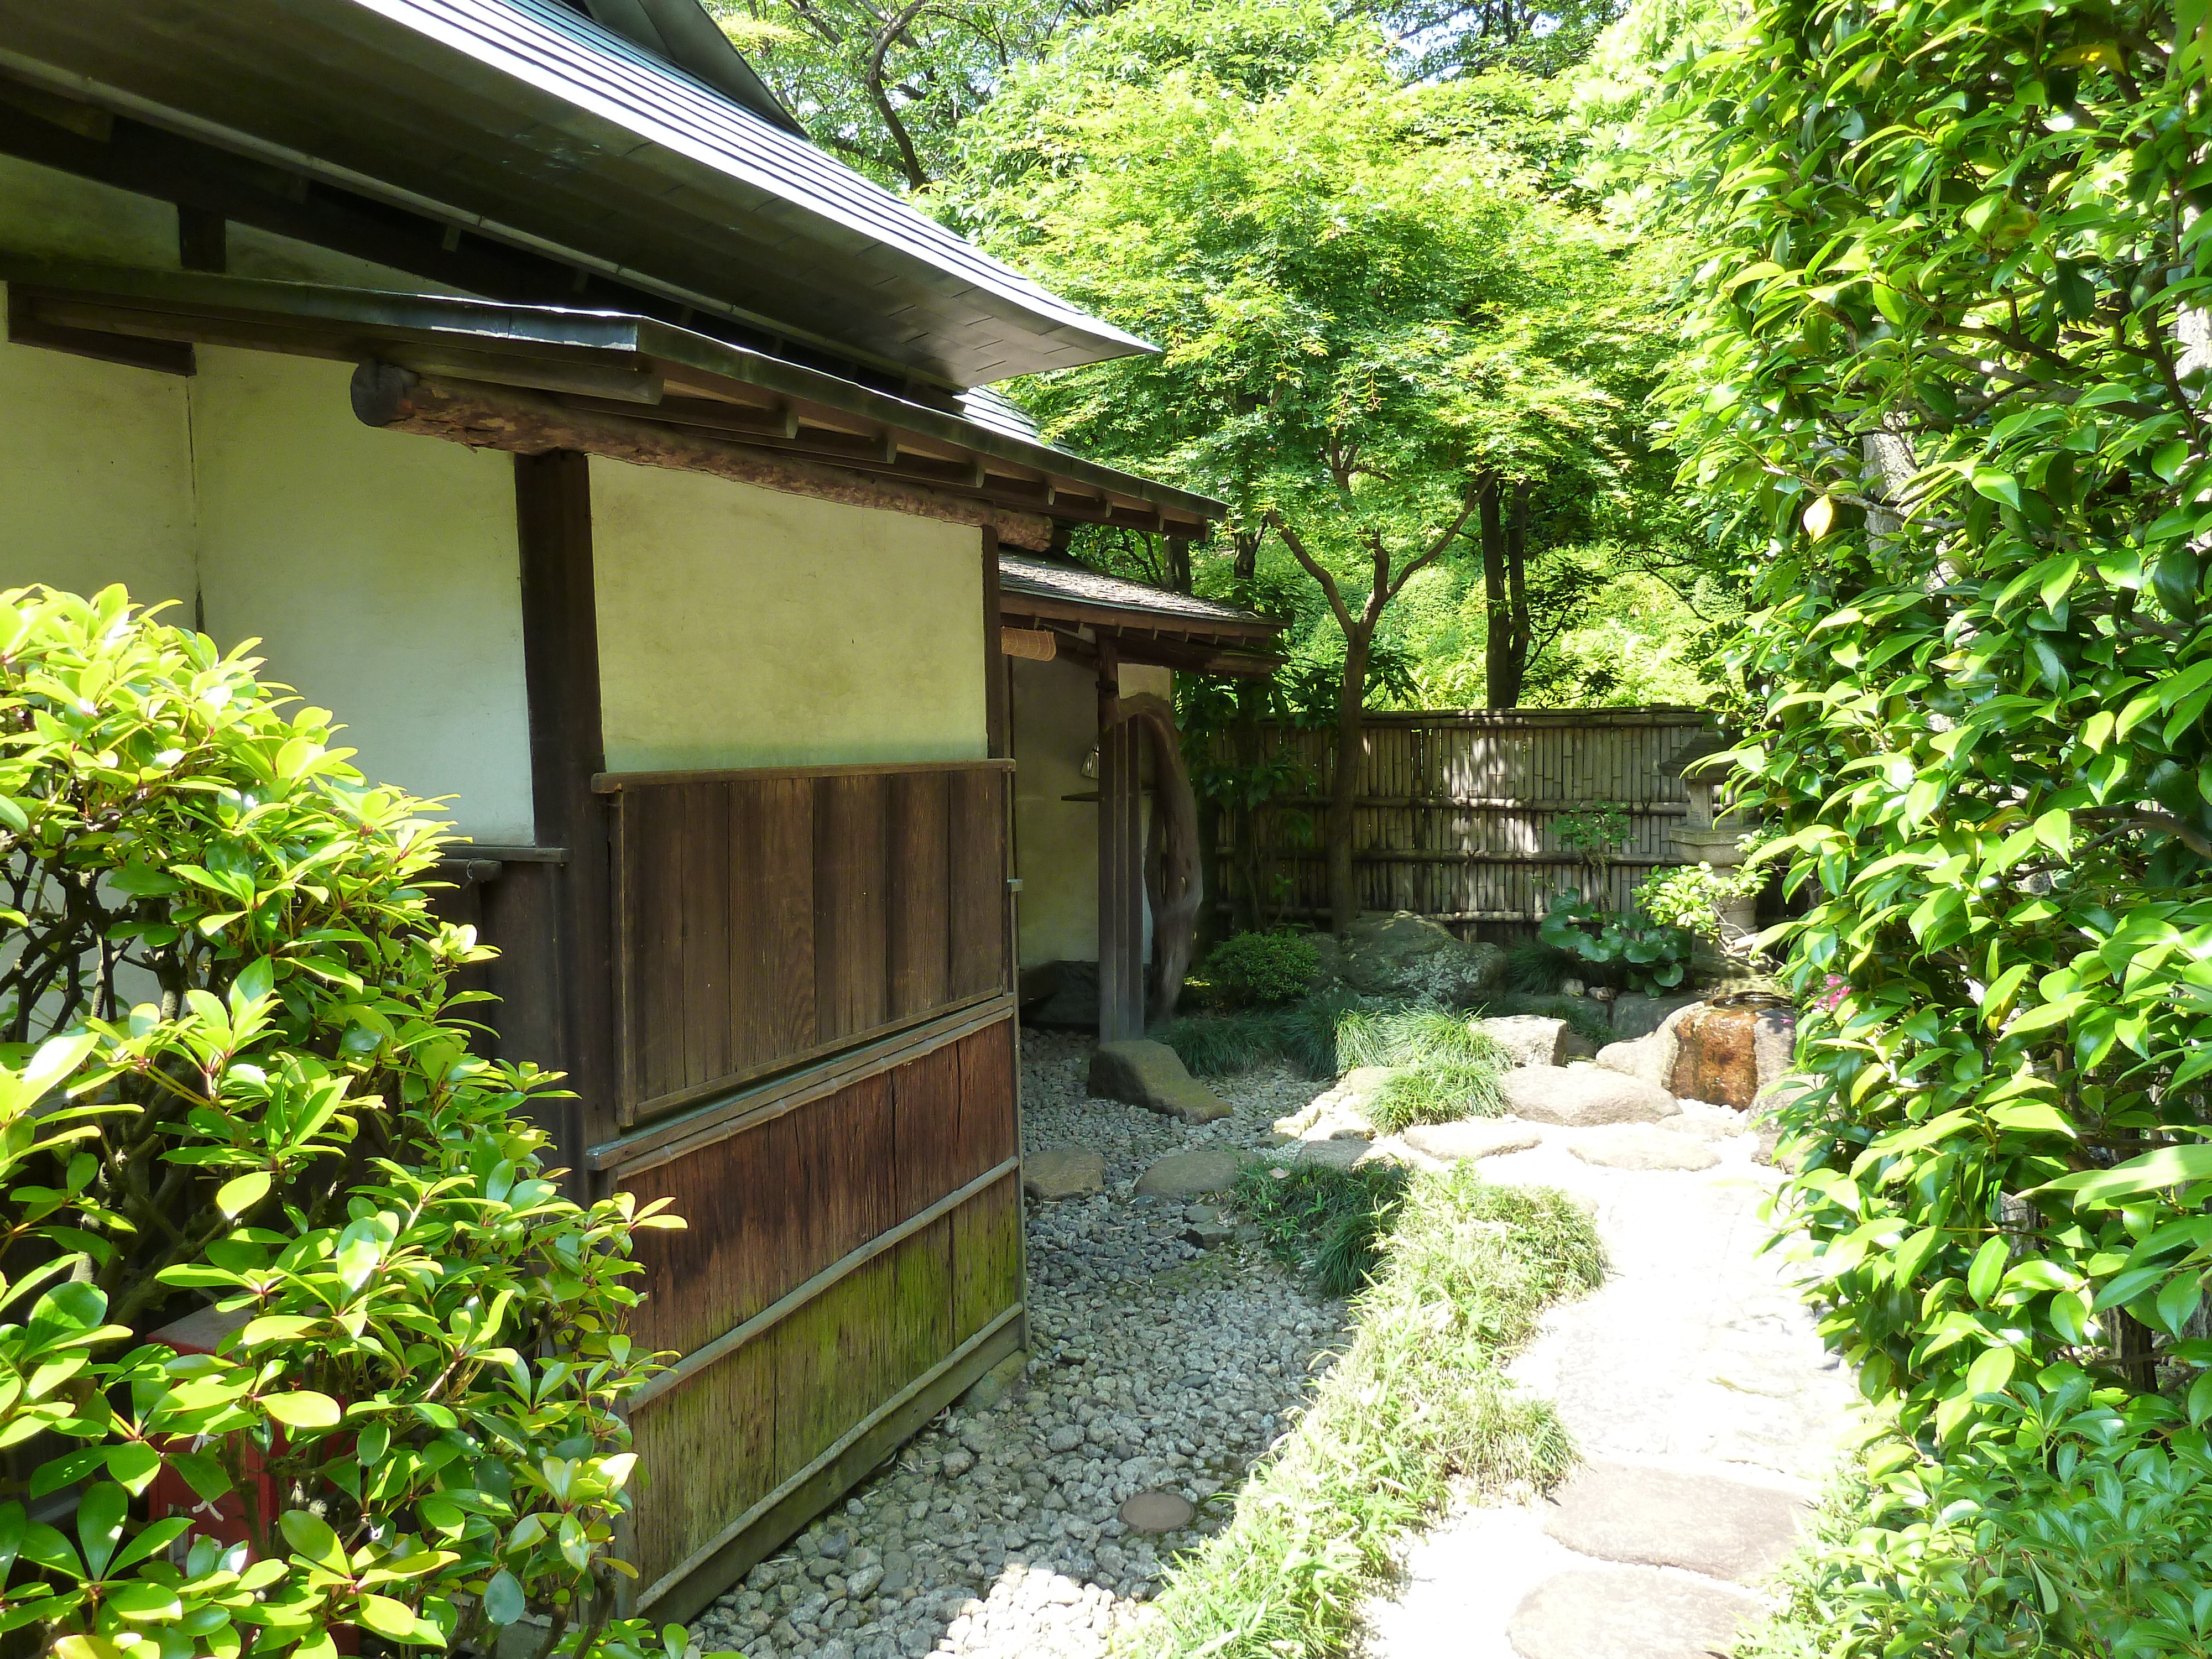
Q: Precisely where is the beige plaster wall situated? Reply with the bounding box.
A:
[0,158,197,604]
[190,350,535,842]
[590,457,988,773]
[1011,656,1170,967]
[0,327,197,606]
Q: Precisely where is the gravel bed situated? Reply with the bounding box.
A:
[688,1031,1345,1659]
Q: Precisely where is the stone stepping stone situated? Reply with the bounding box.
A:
[1508,1566,1762,1659]
[1135,1147,1240,1197]
[1541,1459,1807,1581]
[1401,1119,1544,1162]
[1119,1489,1194,1533]
[1023,1146,1105,1200]
[1503,1065,1678,1126]
[1569,1125,1719,1171]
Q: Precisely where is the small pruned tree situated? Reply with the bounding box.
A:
[0,585,708,1659]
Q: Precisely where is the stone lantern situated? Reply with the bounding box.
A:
[1659,729,1758,939]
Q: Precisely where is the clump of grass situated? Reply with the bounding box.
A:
[1233,1157,1410,1296]
[1157,994,1359,1080]
[1366,1061,1507,1135]
[1334,1002,1510,1071]
[1505,936,1579,994]
[1133,1166,1608,1659]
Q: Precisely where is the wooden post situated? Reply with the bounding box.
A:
[514,451,615,1182]
[1096,639,1145,1042]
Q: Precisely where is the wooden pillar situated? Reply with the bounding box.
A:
[1097,639,1145,1042]
[514,451,614,1186]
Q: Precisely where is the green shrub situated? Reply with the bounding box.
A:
[1232,1157,1408,1297]
[1633,860,1762,943]
[0,586,697,1659]
[1197,930,1322,1008]
[1535,894,1691,992]
[1668,0,2212,1641]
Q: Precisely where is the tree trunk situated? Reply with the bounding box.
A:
[1503,479,1532,706]
[1480,478,1513,707]
[1328,627,1372,932]
[1480,476,1535,707]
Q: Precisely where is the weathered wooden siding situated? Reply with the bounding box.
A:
[607,763,1011,1124]
[1232,708,1715,931]
[587,759,1021,1620]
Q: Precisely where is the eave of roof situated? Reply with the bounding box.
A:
[997,554,1281,637]
[2,259,1225,532]
[0,0,1149,388]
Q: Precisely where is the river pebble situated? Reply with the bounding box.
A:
[687,1031,1345,1659]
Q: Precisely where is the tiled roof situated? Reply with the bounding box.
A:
[998,555,1283,632]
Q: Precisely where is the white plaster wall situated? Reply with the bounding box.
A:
[190,350,535,842]
[591,457,988,773]
[0,158,196,604]
[1011,656,1169,967]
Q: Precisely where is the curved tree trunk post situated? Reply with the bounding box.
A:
[1108,692,1203,1026]
[1504,478,1532,705]
[1095,639,1146,1042]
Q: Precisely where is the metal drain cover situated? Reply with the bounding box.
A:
[1118,1489,1195,1533]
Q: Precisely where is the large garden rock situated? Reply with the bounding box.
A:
[1754,1005,1798,1087]
[1569,1125,1720,1171]
[1608,990,1704,1042]
[1596,999,1699,1089]
[1541,1460,1808,1582]
[1669,1003,1764,1108]
[1475,1014,1569,1068]
[1270,1067,1395,1143]
[1507,1567,1762,1659]
[1503,1066,1678,1126]
[1088,1040,1233,1124]
[1401,1119,1545,1162]
[1314,911,1506,1003]
[1023,1146,1105,1200]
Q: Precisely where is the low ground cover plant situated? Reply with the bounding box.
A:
[1535,894,1692,992]
[1232,1159,1408,1296]
[0,585,695,1659]
[1137,1165,1606,1659]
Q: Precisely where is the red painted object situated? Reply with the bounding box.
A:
[144,1304,359,1655]
[145,1305,273,1554]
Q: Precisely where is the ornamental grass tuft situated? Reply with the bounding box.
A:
[1136,1166,1606,1659]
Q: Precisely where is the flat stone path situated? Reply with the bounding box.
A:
[1361,1128,1858,1659]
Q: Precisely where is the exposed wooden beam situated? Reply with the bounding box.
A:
[352,362,1057,551]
